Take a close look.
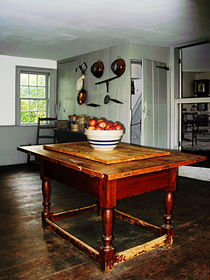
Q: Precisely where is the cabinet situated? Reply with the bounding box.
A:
[54,129,87,143]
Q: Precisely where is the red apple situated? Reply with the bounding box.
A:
[98,120,107,129]
[107,126,116,130]
[112,122,118,127]
[115,124,123,130]
[95,125,104,130]
[89,119,97,127]
[87,125,96,130]
[97,118,104,124]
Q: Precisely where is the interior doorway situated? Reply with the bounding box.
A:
[130,61,142,145]
[178,43,210,168]
[130,59,169,148]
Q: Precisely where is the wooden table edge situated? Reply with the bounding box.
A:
[17,145,207,180]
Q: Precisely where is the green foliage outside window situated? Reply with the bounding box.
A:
[19,73,47,124]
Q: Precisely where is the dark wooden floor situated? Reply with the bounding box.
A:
[0,164,209,280]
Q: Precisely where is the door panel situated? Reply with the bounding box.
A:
[142,59,168,148]
[142,60,153,146]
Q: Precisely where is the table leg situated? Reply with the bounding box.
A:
[42,178,53,228]
[161,191,174,247]
[99,208,115,272]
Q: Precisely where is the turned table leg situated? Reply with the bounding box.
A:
[161,191,174,247]
[99,208,115,272]
[42,178,53,228]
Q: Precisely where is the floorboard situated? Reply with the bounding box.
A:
[0,164,209,280]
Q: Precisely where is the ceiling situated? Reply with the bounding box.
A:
[0,0,210,61]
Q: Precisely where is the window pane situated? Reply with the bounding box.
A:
[29,74,37,86]
[181,102,210,155]
[29,112,37,123]
[38,75,46,86]
[17,68,50,126]
[21,100,29,111]
[21,112,29,123]
[37,87,45,98]
[29,100,37,111]
[38,111,46,119]
[20,86,29,98]
[29,87,37,98]
[20,74,28,85]
[38,100,46,112]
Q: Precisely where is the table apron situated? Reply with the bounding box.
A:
[41,160,176,203]
[116,168,176,200]
[41,160,100,199]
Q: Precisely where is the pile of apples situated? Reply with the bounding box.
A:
[87,118,123,130]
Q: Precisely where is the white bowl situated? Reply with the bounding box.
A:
[85,129,124,150]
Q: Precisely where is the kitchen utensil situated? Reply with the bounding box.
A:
[76,62,88,105]
[77,88,87,105]
[79,62,87,75]
[111,58,126,77]
[76,74,85,91]
[86,103,100,107]
[95,58,126,91]
[91,60,104,78]
[104,95,123,104]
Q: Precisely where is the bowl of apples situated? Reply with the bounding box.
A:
[85,118,124,151]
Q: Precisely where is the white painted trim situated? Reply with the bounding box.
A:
[179,166,210,181]
[175,97,210,104]
[169,47,180,150]
[170,48,209,182]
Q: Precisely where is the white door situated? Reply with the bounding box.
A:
[141,59,168,148]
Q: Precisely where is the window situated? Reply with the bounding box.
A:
[16,66,56,126]
[19,72,48,124]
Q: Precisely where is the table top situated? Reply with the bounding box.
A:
[18,143,206,180]
[43,142,170,164]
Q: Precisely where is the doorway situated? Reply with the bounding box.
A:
[130,61,142,145]
[178,43,210,169]
[130,59,169,149]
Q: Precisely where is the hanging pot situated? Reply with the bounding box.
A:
[77,88,87,105]
[111,58,126,77]
[91,60,104,78]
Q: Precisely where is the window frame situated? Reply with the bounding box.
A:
[16,66,57,126]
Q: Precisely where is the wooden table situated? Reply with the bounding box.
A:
[18,143,206,272]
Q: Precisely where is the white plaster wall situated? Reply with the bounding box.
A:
[183,72,196,97]
[0,55,57,125]
[0,126,37,165]
[128,43,170,64]
[182,43,210,72]
[0,55,57,166]
[195,72,210,80]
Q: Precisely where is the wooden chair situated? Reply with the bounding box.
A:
[196,114,209,135]
[27,117,57,164]
[36,117,57,145]
[192,114,209,147]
